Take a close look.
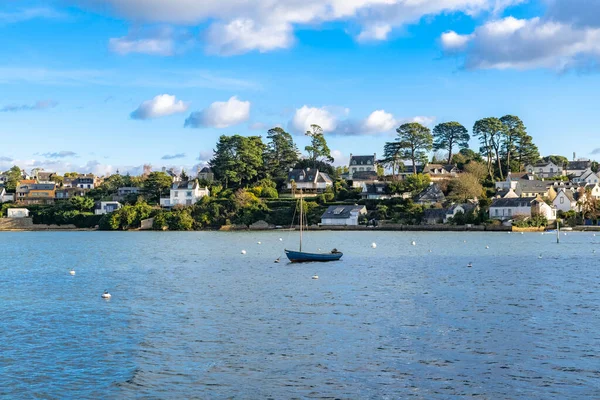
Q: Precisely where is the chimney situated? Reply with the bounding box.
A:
[573,152,576,161]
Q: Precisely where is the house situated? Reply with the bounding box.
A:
[566,160,592,177]
[161,180,209,207]
[489,197,536,220]
[423,164,460,181]
[320,205,367,226]
[36,171,57,183]
[55,188,87,200]
[360,183,394,200]
[15,181,56,205]
[415,183,445,205]
[7,208,29,218]
[572,168,600,185]
[553,189,578,212]
[198,167,214,182]
[95,201,122,215]
[525,161,563,178]
[73,174,97,189]
[113,186,141,201]
[0,172,8,186]
[531,198,557,221]
[423,208,447,225]
[396,160,426,179]
[349,170,379,187]
[348,154,377,180]
[515,180,550,198]
[495,172,534,191]
[445,203,477,223]
[286,168,333,193]
[585,183,600,200]
[162,167,182,183]
[0,187,14,203]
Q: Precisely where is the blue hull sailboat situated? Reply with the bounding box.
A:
[284,190,343,263]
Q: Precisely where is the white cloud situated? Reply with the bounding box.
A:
[0,100,58,112]
[331,150,350,167]
[441,30,472,51]
[74,0,523,54]
[130,94,189,120]
[205,19,294,55]
[404,116,436,126]
[0,8,65,24]
[109,37,174,56]
[363,110,397,132]
[185,96,251,128]
[290,106,338,134]
[442,15,600,71]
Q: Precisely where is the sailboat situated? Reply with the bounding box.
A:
[284,191,343,263]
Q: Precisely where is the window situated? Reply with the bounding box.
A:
[366,167,371,171]
[495,209,499,216]
[174,192,178,197]
[187,191,192,197]
[508,209,512,216]
[560,197,564,204]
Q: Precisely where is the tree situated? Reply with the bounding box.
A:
[500,115,526,174]
[180,169,189,181]
[265,127,299,182]
[473,117,504,180]
[395,122,433,174]
[432,122,470,165]
[381,141,405,179]
[4,166,23,192]
[449,173,483,202]
[69,196,94,212]
[305,124,333,166]
[543,155,569,169]
[464,161,488,182]
[515,133,540,168]
[209,135,266,188]
[143,172,172,203]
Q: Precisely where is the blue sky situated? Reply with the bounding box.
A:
[1,0,600,175]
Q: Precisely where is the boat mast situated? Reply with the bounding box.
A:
[299,189,303,252]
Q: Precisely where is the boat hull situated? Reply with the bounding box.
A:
[285,250,343,263]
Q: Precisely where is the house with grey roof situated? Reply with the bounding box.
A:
[525,161,563,178]
[515,180,550,198]
[566,160,592,177]
[572,168,600,185]
[0,187,14,203]
[94,201,122,215]
[198,167,214,182]
[348,154,377,180]
[423,208,447,225]
[415,183,445,205]
[489,197,536,221]
[320,205,367,226]
[553,188,578,212]
[161,180,209,207]
[423,164,460,181]
[286,168,332,193]
[360,183,394,200]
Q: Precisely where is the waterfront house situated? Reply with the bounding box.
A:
[320,205,367,226]
[445,203,478,222]
[515,180,550,198]
[532,198,557,221]
[553,188,578,213]
[348,154,377,180]
[415,183,445,205]
[525,161,563,178]
[286,168,333,193]
[161,180,209,207]
[0,188,14,203]
[7,208,29,218]
[16,181,56,205]
[55,187,87,200]
[360,183,394,200]
[94,201,122,215]
[423,208,447,225]
[572,168,600,185]
[489,197,536,221]
[198,167,214,182]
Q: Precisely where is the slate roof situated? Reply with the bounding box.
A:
[37,172,56,181]
[31,183,55,190]
[567,160,591,171]
[321,205,366,220]
[560,189,576,202]
[423,208,446,221]
[173,180,198,190]
[490,197,536,208]
[352,171,378,181]
[288,168,318,182]
[200,167,212,173]
[350,155,375,166]
[415,183,446,203]
[517,180,548,193]
[362,183,389,194]
[448,203,477,214]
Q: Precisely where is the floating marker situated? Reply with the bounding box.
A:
[69,269,75,276]
[101,290,111,299]
[467,262,472,268]
[411,241,416,246]
[241,250,247,255]
[486,246,489,249]
[312,275,319,280]
[371,242,377,249]
[279,238,283,241]
[538,254,542,259]
[257,241,261,245]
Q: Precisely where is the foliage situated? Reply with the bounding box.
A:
[265,127,300,183]
[543,155,569,168]
[473,117,505,180]
[210,135,266,188]
[389,173,431,195]
[512,214,548,228]
[143,172,172,203]
[500,115,526,174]
[69,196,95,212]
[448,173,483,202]
[304,124,334,165]
[395,122,433,174]
[167,211,195,231]
[463,161,488,182]
[432,122,470,165]
[3,166,22,192]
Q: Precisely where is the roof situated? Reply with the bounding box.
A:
[415,183,446,203]
[557,189,575,202]
[288,168,318,183]
[363,183,389,194]
[517,180,548,193]
[321,205,366,219]
[31,183,55,190]
[173,180,198,190]
[317,172,332,184]
[490,197,536,207]
[567,160,591,170]
[350,155,375,166]
[352,171,378,181]
[448,203,477,214]
[423,208,446,220]
[199,167,212,173]
[37,171,56,181]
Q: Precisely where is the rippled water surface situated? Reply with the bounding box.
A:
[1,231,599,399]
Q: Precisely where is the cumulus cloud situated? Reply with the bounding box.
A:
[248,122,268,130]
[363,110,397,132]
[290,106,338,134]
[161,153,186,160]
[42,151,77,158]
[109,27,193,56]
[442,13,600,71]
[130,94,189,120]
[74,0,522,54]
[184,96,250,128]
[1,100,58,112]
[0,7,64,24]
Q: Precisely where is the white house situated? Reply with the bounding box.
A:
[515,180,549,198]
[287,168,333,192]
[525,161,563,178]
[586,183,600,200]
[320,205,367,226]
[7,208,29,218]
[489,197,535,220]
[348,154,377,180]
[0,187,14,203]
[532,198,557,221]
[95,201,122,215]
[553,189,578,213]
[566,160,592,177]
[572,168,600,185]
[161,180,209,207]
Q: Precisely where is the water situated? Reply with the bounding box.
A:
[1,231,599,399]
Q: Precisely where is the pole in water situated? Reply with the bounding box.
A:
[556,220,560,244]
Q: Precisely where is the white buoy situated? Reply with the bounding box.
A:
[279,238,283,241]
[69,269,75,276]
[371,242,377,249]
[538,254,542,259]
[467,262,472,268]
[541,232,545,235]
[463,240,466,243]
[312,275,319,280]
[594,234,596,237]
[521,232,524,235]
[486,245,489,249]
[241,250,247,255]
[428,249,432,253]
[257,241,261,245]
[411,241,416,246]
[101,290,111,299]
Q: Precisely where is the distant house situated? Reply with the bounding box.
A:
[423,208,447,225]
[445,203,477,222]
[7,208,29,218]
[397,160,426,179]
[0,187,14,203]
[360,183,394,200]
[162,167,182,183]
[495,172,535,191]
[532,198,557,221]
[553,189,578,213]
[73,174,96,189]
[586,183,600,200]
[423,203,477,225]
[198,167,214,182]
[423,164,460,181]
[349,170,379,188]
[36,171,57,183]
[489,197,536,220]
[113,186,141,201]
[161,180,209,207]
[55,188,87,200]
[572,168,600,185]
[95,201,122,215]
[320,205,367,226]
[566,160,592,177]
[15,181,56,205]
[0,172,8,186]
[415,183,445,205]
[286,168,333,193]
[348,154,377,180]
[515,180,550,198]
[525,161,563,178]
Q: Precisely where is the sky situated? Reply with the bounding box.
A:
[1,0,600,176]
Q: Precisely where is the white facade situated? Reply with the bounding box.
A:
[0,188,14,203]
[525,161,563,178]
[320,206,367,226]
[572,168,600,185]
[533,200,557,221]
[552,189,577,212]
[489,199,533,220]
[95,201,122,215]
[588,184,600,200]
[7,208,29,218]
[168,181,209,207]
